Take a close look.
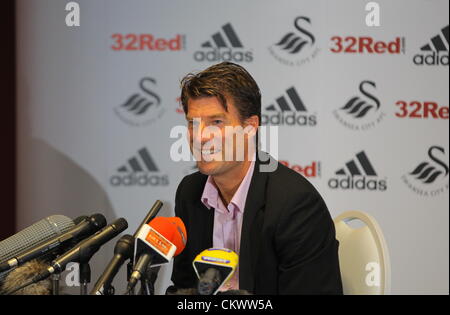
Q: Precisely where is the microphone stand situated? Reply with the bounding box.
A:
[101,282,115,295]
[130,199,162,296]
[93,200,163,296]
[79,262,91,295]
[140,277,154,295]
[126,261,135,295]
[51,273,60,295]
[138,266,155,296]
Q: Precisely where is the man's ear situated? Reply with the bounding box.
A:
[245,115,259,130]
[243,116,259,159]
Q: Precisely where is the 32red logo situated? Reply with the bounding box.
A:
[395,101,449,119]
[330,36,405,54]
[279,161,321,178]
[111,34,185,51]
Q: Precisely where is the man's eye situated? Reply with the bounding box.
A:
[212,120,223,125]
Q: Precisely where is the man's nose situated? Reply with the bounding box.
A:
[190,120,206,144]
[192,124,219,146]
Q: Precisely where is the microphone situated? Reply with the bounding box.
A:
[165,286,198,295]
[133,200,164,238]
[193,248,239,295]
[89,234,134,295]
[48,218,128,274]
[0,260,51,295]
[90,200,163,295]
[126,217,187,294]
[5,218,128,295]
[0,215,76,284]
[165,286,251,295]
[0,215,75,266]
[0,214,106,273]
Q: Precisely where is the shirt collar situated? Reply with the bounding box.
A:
[201,157,256,214]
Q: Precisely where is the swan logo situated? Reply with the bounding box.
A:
[268,16,320,67]
[333,80,386,131]
[114,77,165,127]
[402,146,449,197]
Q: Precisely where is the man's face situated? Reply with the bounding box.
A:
[186,96,257,176]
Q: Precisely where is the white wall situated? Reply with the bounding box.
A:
[17,0,449,294]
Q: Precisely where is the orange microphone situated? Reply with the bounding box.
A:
[126,217,187,293]
[147,217,187,257]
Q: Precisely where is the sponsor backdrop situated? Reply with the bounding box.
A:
[16,0,448,294]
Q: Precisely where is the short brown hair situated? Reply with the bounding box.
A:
[180,62,261,124]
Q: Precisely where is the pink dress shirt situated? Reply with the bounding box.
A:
[200,160,255,291]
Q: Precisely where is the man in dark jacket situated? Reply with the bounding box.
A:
[171,62,342,294]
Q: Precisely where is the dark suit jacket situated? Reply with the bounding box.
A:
[171,153,343,294]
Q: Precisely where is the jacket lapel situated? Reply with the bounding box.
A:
[239,153,269,292]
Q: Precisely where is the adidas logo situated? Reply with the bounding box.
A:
[193,23,253,62]
[201,23,243,48]
[110,148,169,186]
[413,25,449,66]
[262,86,316,126]
[420,25,449,52]
[266,87,306,112]
[117,148,159,172]
[328,151,387,191]
[115,77,164,127]
[335,151,377,176]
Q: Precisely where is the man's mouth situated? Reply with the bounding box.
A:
[193,145,222,158]
[200,147,222,156]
